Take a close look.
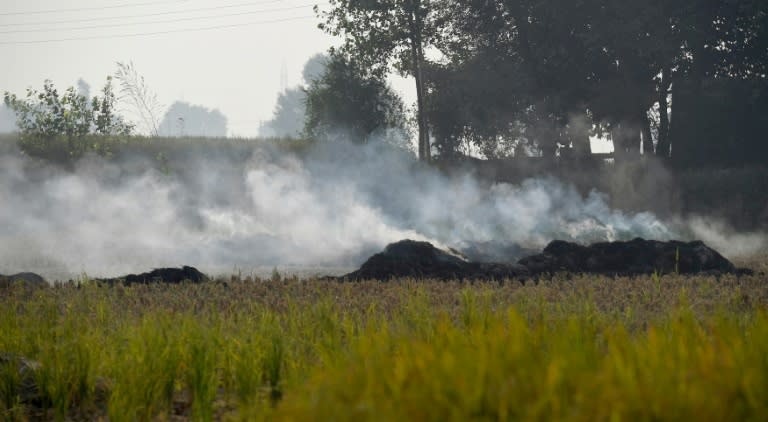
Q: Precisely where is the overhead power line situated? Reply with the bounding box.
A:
[0,0,285,27]
[0,15,316,45]
[0,3,320,34]
[0,0,193,16]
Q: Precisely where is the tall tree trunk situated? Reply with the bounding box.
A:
[657,65,671,158]
[412,47,427,160]
[641,108,654,155]
[416,42,430,161]
[408,0,429,161]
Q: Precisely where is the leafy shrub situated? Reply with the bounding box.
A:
[4,78,133,163]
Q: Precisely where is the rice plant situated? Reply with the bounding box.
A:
[0,272,766,420]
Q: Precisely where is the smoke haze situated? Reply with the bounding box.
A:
[0,140,761,280]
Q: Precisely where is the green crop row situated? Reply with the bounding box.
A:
[0,273,766,421]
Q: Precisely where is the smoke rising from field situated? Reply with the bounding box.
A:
[0,140,761,279]
[685,217,768,259]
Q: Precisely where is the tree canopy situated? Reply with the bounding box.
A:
[321,0,768,167]
[304,53,409,146]
[158,101,228,138]
[259,54,330,139]
[317,0,447,160]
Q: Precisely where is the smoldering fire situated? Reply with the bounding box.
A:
[0,139,763,280]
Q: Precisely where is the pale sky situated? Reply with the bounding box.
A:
[0,0,613,152]
[0,0,418,137]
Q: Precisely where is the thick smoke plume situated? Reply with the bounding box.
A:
[0,140,761,279]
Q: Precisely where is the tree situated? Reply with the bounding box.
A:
[302,53,330,85]
[353,0,767,164]
[316,0,445,160]
[303,53,409,145]
[668,0,768,167]
[428,0,601,158]
[158,101,228,137]
[4,78,133,161]
[93,77,134,136]
[434,0,768,165]
[76,78,91,99]
[591,0,768,163]
[259,88,307,138]
[259,54,330,138]
[426,53,533,158]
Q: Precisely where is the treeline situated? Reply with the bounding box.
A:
[2,61,229,163]
[318,0,768,168]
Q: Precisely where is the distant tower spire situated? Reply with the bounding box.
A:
[280,60,288,93]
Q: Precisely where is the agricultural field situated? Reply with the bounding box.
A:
[3,0,767,420]
[1,258,767,421]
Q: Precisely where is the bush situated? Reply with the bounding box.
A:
[4,78,133,163]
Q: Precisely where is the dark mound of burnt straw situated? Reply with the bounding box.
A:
[342,239,529,280]
[342,238,748,281]
[0,272,47,287]
[102,266,208,285]
[519,238,744,276]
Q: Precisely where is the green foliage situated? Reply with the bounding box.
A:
[271,267,281,282]
[184,320,221,421]
[3,78,132,163]
[106,315,184,421]
[262,327,285,405]
[317,0,446,160]
[304,53,410,145]
[317,0,443,77]
[4,81,91,140]
[410,0,768,161]
[426,56,535,158]
[0,359,22,417]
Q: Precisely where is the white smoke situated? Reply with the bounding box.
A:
[685,216,768,258]
[0,140,757,279]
